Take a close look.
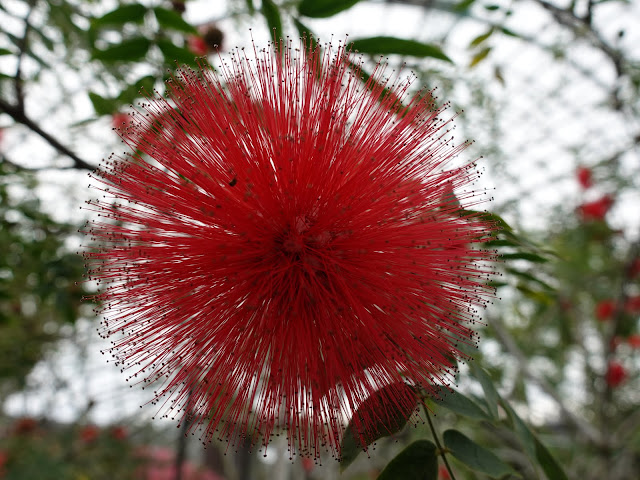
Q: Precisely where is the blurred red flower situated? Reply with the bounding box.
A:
[12,417,37,435]
[110,425,128,440]
[439,465,452,479]
[595,299,615,321]
[112,112,131,130]
[629,258,640,279]
[577,195,614,221]
[628,334,640,349]
[624,296,640,314]
[79,425,100,444]
[576,166,593,189]
[85,40,495,457]
[186,35,208,56]
[605,361,627,387]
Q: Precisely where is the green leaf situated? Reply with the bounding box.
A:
[431,386,491,421]
[117,75,156,104]
[92,3,147,28]
[443,429,514,478]
[535,436,569,480]
[349,36,452,63]
[340,382,418,472]
[504,267,554,290]
[469,46,491,67]
[500,27,520,38]
[88,92,117,116]
[262,0,283,42]
[298,0,362,18]
[91,37,151,63]
[153,7,197,33]
[453,0,476,12]
[245,0,255,14]
[469,28,494,48]
[469,365,499,419]
[0,48,12,56]
[157,39,198,66]
[377,440,438,480]
[500,399,568,480]
[501,252,548,263]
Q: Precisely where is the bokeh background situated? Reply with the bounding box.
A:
[1,0,639,479]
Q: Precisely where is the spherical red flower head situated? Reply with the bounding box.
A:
[595,299,615,321]
[84,39,495,458]
[605,361,627,387]
[577,195,614,221]
[576,166,593,189]
[12,417,37,435]
[110,425,128,440]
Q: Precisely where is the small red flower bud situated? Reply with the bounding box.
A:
[605,361,627,387]
[576,166,593,189]
[595,300,615,321]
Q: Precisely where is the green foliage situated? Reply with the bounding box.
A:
[377,440,438,480]
[0,165,87,392]
[443,429,515,478]
[262,0,283,43]
[349,37,452,63]
[298,0,362,18]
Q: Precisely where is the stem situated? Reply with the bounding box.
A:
[421,399,457,480]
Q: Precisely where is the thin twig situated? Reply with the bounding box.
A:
[421,398,457,480]
[0,98,94,170]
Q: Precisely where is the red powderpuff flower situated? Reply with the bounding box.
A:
[576,166,593,189]
[577,195,614,221]
[83,39,495,458]
[595,299,615,321]
[605,361,628,387]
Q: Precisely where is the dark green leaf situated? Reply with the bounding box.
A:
[88,92,117,116]
[92,3,147,28]
[92,37,151,62]
[0,48,12,56]
[443,429,514,478]
[431,386,491,421]
[245,0,255,14]
[485,4,501,11]
[349,36,452,62]
[157,39,198,66]
[470,46,491,67]
[340,382,418,472]
[501,252,548,263]
[500,27,520,38]
[298,0,362,18]
[535,436,569,480]
[262,0,283,42]
[500,399,568,480]
[153,7,197,33]
[377,440,438,480]
[117,75,156,104]
[469,28,494,48]
[504,267,554,290]
[484,239,518,247]
[469,365,499,419]
[453,0,476,12]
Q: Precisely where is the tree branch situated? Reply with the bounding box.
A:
[0,98,94,170]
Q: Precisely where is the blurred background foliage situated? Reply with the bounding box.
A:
[0,0,639,479]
